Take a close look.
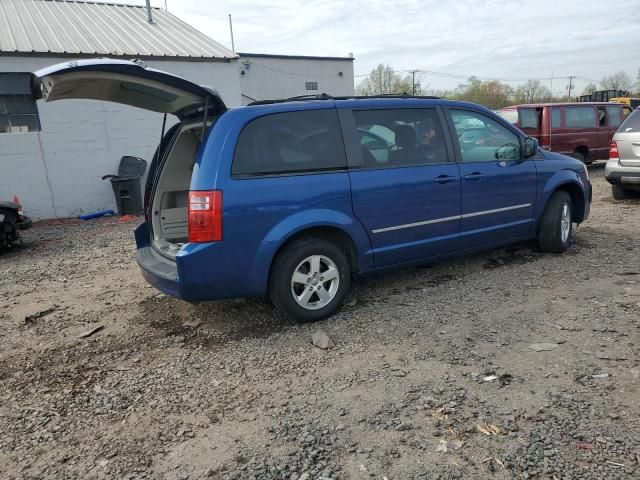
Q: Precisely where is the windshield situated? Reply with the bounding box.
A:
[617,108,640,133]
[497,109,518,124]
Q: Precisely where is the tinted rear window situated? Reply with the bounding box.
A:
[551,107,562,128]
[232,109,346,176]
[519,108,538,129]
[618,108,640,133]
[565,106,596,128]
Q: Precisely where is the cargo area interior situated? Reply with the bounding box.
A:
[151,121,206,257]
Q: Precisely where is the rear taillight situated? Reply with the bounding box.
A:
[609,141,619,159]
[540,135,550,150]
[188,190,222,243]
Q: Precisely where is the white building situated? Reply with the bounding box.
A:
[0,1,357,219]
[0,0,240,219]
[238,53,355,104]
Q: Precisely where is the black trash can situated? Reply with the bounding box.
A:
[110,177,143,215]
[102,156,147,216]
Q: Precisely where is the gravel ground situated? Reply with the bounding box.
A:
[1,165,639,480]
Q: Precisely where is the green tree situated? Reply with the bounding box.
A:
[581,83,598,96]
[513,80,552,104]
[600,71,633,91]
[450,77,514,109]
[356,64,416,95]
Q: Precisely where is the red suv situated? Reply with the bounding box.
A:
[498,102,624,164]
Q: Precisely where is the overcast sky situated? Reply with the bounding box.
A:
[134,1,638,94]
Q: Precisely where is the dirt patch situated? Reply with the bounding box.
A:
[1,166,639,479]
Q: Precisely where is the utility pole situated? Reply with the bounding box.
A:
[228,14,235,53]
[567,76,575,100]
[410,70,417,95]
[550,71,553,99]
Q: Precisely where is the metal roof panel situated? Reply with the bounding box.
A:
[0,0,237,59]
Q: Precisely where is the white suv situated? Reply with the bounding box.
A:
[606,108,640,199]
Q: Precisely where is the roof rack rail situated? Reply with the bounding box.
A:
[247,92,440,106]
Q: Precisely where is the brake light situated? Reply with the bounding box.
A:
[540,135,550,150]
[609,141,619,159]
[188,190,222,243]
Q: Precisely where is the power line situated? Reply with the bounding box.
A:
[354,69,594,84]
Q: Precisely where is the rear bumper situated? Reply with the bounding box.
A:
[136,235,272,302]
[137,246,181,298]
[605,159,640,186]
[17,216,33,230]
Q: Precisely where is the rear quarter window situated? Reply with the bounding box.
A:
[606,105,623,128]
[565,106,596,128]
[617,108,640,133]
[232,109,347,177]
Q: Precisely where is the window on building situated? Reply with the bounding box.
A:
[565,106,596,128]
[305,82,319,91]
[232,109,347,176]
[0,73,40,133]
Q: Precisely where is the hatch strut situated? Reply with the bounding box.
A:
[158,113,167,160]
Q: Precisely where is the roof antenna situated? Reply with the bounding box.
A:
[145,0,153,23]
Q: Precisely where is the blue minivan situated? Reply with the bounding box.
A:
[32,59,592,321]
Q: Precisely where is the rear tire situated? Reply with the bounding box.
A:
[269,238,351,322]
[612,183,633,200]
[538,191,573,253]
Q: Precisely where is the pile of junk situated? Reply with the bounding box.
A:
[0,196,32,249]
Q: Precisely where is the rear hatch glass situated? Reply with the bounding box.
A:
[618,109,640,133]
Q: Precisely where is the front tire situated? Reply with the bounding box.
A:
[538,191,573,253]
[612,183,634,200]
[269,238,351,322]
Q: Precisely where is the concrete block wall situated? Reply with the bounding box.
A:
[239,55,355,104]
[0,56,241,219]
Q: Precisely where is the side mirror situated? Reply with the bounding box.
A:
[523,136,539,158]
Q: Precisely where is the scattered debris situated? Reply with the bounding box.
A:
[498,373,513,386]
[606,461,626,467]
[595,351,628,361]
[77,325,104,339]
[24,306,57,324]
[591,373,610,379]
[575,442,595,451]
[435,439,449,452]
[481,457,505,474]
[311,329,335,350]
[483,375,498,382]
[528,342,559,352]
[476,422,500,436]
[476,422,501,436]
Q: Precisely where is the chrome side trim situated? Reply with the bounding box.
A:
[372,214,461,234]
[460,203,531,219]
[372,203,532,234]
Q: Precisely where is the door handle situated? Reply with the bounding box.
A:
[433,175,457,184]
[463,172,484,181]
